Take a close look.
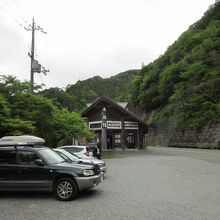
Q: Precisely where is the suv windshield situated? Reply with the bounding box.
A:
[38,148,65,164]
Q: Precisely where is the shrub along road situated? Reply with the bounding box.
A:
[0,147,220,220]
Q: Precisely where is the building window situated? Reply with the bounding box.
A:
[115,139,121,143]
[127,134,134,144]
[115,134,120,139]
[115,134,121,144]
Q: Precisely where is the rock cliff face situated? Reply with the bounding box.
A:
[146,117,220,149]
[129,104,220,149]
[169,120,220,148]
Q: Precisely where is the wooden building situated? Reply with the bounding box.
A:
[81,97,148,151]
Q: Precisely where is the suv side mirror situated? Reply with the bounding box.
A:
[35,158,44,166]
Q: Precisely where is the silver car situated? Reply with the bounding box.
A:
[54,148,107,174]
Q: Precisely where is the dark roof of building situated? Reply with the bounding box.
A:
[81,96,148,130]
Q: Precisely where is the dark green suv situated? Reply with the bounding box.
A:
[0,140,102,201]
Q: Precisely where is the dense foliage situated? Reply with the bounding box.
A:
[41,69,139,112]
[130,2,220,129]
[0,75,94,147]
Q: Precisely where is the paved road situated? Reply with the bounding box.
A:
[146,146,220,164]
[1,147,220,220]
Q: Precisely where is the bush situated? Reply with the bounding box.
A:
[198,143,218,149]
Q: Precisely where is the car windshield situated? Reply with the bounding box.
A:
[58,149,79,160]
[62,147,83,153]
[38,148,65,164]
[66,151,81,159]
[54,151,70,161]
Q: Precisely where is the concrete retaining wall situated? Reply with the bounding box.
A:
[147,118,220,149]
[129,104,220,149]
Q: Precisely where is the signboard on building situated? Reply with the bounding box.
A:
[89,120,138,130]
[89,121,102,130]
[107,121,122,129]
[124,121,138,129]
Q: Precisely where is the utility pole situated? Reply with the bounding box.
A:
[26,17,49,93]
[30,17,35,93]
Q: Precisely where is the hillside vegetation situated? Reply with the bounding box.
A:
[42,69,138,112]
[130,2,220,130]
[0,75,94,147]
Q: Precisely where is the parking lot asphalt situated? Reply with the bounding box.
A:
[1,147,220,220]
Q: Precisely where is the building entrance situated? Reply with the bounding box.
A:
[107,130,122,149]
[107,132,113,149]
[126,132,135,149]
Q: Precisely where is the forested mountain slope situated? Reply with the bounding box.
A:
[129,2,220,148]
[42,69,139,112]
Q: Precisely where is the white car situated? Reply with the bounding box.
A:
[54,148,107,174]
[58,145,93,158]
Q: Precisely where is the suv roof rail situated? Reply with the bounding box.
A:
[0,135,45,146]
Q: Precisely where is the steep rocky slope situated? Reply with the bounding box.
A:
[129,2,220,148]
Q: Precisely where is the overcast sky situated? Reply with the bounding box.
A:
[0,0,215,89]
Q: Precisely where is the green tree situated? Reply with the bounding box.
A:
[0,94,35,136]
[0,75,94,147]
[41,87,77,111]
[51,109,94,147]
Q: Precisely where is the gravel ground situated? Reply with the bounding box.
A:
[0,148,220,220]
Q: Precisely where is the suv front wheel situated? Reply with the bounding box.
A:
[54,177,78,201]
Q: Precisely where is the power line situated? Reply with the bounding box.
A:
[9,0,31,25]
[24,41,31,48]
[36,72,45,86]
[0,23,9,33]
[0,23,17,40]
[1,0,31,26]
[0,1,30,31]
[0,23,31,52]
[0,1,49,92]
[45,37,50,72]
[38,31,50,71]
